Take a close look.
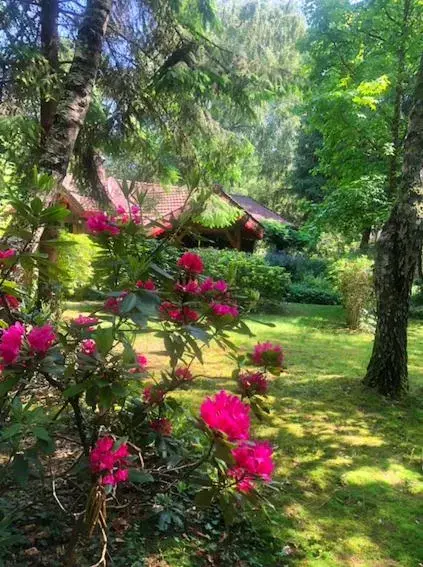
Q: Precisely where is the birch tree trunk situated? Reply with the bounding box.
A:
[40,0,112,180]
[363,52,423,397]
[40,0,60,140]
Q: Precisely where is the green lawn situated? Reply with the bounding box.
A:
[65,302,423,567]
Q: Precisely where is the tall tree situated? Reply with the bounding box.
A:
[363,52,423,397]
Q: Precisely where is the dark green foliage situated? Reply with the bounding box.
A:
[194,247,291,304]
[262,220,311,252]
[287,278,341,305]
[266,252,328,281]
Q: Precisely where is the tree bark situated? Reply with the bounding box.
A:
[40,0,60,139]
[363,52,423,398]
[387,0,412,197]
[359,227,371,251]
[39,0,112,180]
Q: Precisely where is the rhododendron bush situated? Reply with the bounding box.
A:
[0,195,284,564]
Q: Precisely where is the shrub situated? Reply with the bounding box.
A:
[0,194,283,565]
[261,220,311,252]
[331,256,374,329]
[287,275,341,305]
[194,247,291,306]
[266,251,328,281]
[56,231,98,297]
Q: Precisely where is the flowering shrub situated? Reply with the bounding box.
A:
[0,196,285,564]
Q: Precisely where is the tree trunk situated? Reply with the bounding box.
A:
[39,0,112,180]
[363,52,423,398]
[387,0,411,197]
[359,227,371,251]
[40,0,60,139]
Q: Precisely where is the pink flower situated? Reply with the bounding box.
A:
[160,302,199,323]
[72,314,100,327]
[214,280,228,294]
[150,417,173,436]
[143,386,165,405]
[200,278,215,293]
[177,252,204,274]
[227,467,255,493]
[0,249,16,263]
[86,212,120,236]
[175,366,193,382]
[89,436,130,486]
[200,391,250,441]
[81,339,97,355]
[174,280,200,294]
[27,324,56,355]
[130,205,141,225]
[238,371,269,396]
[232,441,275,482]
[136,279,156,291]
[0,322,25,365]
[115,205,130,224]
[113,468,129,483]
[130,353,148,374]
[104,291,128,314]
[251,342,284,367]
[0,294,20,310]
[211,303,239,318]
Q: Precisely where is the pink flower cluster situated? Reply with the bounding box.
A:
[143,385,165,405]
[0,322,25,365]
[89,436,129,486]
[115,205,142,225]
[251,342,284,368]
[160,302,199,324]
[0,249,16,264]
[200,390,250,441]
[81,339,97,356]
[228,441,274,493]
[136,279,156,291]
[238,371,269,396]
[210,302,239,318]
[27,325,56,354]
[104,291,128,314]
[72,314,100,327]
[150,417,173,436]
[200,390,275,493]
[175,366,193,382]
[0,323,57,366]
[129,354,148,374]
[86,212,120,236]
[177,252,204,274]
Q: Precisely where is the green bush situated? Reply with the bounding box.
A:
[331,256,374,329]
[266,252,328,281]
[195,248,291,306]
[262,220,311,252]
[56,231,98,297]
[287,275,340,305]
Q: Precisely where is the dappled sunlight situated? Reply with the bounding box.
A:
[63,302,423,566]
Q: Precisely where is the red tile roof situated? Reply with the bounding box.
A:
[61,175,289,228]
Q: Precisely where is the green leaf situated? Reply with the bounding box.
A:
[0,375,20,396]
[63,382,87,398]
[121,293,137,313]
[95,326,114,355]
[129,469,154,484]
[33,426,51,443]
[1,423,22,440]
[186,326,210,343]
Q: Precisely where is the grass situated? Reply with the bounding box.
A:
[65,302,423,567]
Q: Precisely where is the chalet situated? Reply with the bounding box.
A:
[59,171,290,252]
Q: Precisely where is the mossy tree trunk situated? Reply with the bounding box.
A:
[363,53,423,398]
